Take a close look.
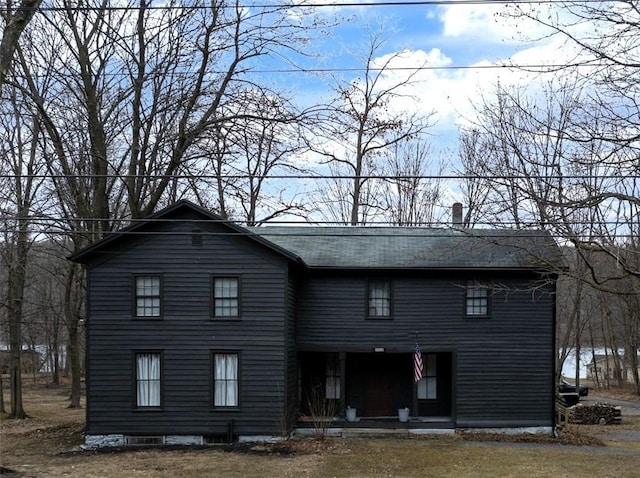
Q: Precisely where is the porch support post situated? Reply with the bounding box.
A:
[339,351,346,413]
[413,379,418,419]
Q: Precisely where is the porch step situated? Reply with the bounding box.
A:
[341,428,409,439]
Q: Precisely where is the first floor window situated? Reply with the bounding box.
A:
[213,277,239,318]
[325,354,340,400]
[417,353,437,400]
[136,353,161,407]
[214,353,238,407]
[466,281,488,316]
[135,275,161,317]
[368,280,391,318]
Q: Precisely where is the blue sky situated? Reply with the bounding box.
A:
[244,1,584,220]
[264,1,571,159]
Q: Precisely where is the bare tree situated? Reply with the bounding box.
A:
[310,24,435,225]
[195,89,310,225]
[382,139,444,226]
[458,80,636,260]
[0,83,47,418]
[461,75,640,392]
[28,242,66,385]
[456,128,492,228]
[504,2,640,274]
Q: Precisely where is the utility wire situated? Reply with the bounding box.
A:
[1,173,639,180]
[5,63,595,79]
[0,228,632,239]
[6,0,607,13]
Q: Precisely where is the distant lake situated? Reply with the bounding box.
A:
[560,348,624,379]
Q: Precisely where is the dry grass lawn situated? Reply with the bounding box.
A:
[2,377,640,477]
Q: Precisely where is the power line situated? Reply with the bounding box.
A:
[3,214,640,228]
[1,227,634,239]
[6,62,594,79]
[0,222,563,231]
[1,173,639,180]
[9,0,606,14]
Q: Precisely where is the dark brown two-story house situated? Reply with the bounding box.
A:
[70,200,562,448]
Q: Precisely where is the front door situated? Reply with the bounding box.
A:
[346,353,413,417]
[365,372,394,416]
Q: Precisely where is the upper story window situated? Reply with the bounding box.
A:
[466,281,489,316]
[368,280,392,318]
[213,277,239,318]
[135,352,162,408]
[135,275,161,317]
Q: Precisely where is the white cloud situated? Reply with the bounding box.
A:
[445,4,561,41]
[438,3,522,42]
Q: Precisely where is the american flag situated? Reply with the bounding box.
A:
[414,340,423,383]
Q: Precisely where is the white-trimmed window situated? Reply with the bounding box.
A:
[368,280,391,318]
[214,353,239,407]
[136,352,161,407]
[213,278,239,318]
[135,275,161,317]
[466,281,489,316]
[417,353,437,400]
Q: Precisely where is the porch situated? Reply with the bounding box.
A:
[297,351,454,426]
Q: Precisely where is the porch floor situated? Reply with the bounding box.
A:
[297,416,454,430]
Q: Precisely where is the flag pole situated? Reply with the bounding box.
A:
[413,332,422,420]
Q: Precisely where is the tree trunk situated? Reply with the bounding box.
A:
[0,372,5,414]
[589,322,601,390]
[630,348,640,396]
[51,328,60,385]
[0,0,44,90]
[7,226,29,419]
[601,319,611,389]
[8,316,26,418]
[64,265,83,408]
[67,323,82,408]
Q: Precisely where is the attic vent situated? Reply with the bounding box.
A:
[126,435,164,446]
[192,229,203,247]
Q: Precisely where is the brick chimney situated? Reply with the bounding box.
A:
[452,202,463,227]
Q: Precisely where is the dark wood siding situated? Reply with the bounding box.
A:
[284,271,298,432]
[296,271,555,428]
[85,219,289,436]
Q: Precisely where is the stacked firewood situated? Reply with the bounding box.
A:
[570,403,622,425]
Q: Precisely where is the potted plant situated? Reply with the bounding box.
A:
[398,407,410,422]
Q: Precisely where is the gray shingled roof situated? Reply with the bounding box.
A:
[249,227,563,270]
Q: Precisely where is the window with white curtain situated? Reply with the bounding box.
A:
[213,278,239,318]
[214,353,238,407]
[368,280,391,318]
[135,275,161,317]
[136,353,161,407]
